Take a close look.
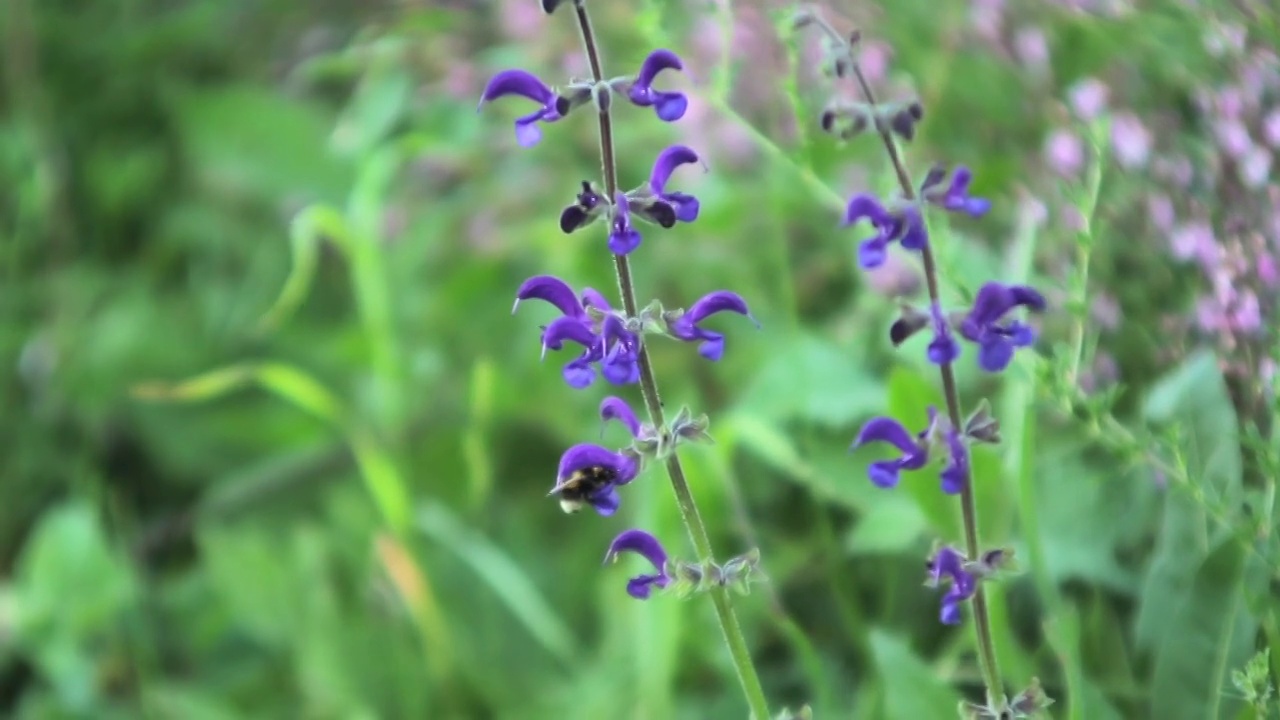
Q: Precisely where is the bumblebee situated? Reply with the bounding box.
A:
[553,464,618,513]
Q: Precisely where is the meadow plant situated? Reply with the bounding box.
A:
[481,0,772,716]
[795,10,1051,716]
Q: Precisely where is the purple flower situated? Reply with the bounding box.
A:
[600,315,641,385]
[604,529,671,599]
[959,282,1047,372]
[609,191,643,255]
[647,145,701,223]
[667,291,755,361]
[926,546,976,625]
[478,69,570,147]
[850,412,933,488]
[843,194,927,269]
[551,444,640,516]
[940,430,968,495]
[514,276,641,389]
[600,396,642,437]
[627,50,688,122]
[926,303,960,365]
[920,165,992,217]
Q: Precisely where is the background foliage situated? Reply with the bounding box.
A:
[2,0,1278,718]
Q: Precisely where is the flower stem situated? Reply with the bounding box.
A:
[818,15,1005,706]
[570,3,772,718]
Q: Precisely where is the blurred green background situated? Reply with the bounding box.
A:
[2,0,1278,718]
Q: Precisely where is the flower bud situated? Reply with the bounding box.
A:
[889,303,931,346]
[591,79,612,114]
[964,399,1002,444]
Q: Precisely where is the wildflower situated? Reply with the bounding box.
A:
[633,145,702,224]
[513,275,641,388]
[627,50,688,122]
[600,395,643,438]
[920,165,992,217]
[604,529,672,598]
[478,69,575,147]
[849,411,933,488]
[927,302,961,365]
[958,282,1047,372]
[925,546,976,625]
[551,444,640,516]
[665,291,755,361]
[843,194,927,269]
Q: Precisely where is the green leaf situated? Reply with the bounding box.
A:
[258,204,353,332]
[845,497,927,555]
[416,503,577,665]
[1151,538,1251,720]
[736,331,885,429]
[869,630,963,720]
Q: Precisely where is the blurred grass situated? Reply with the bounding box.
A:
[2,0,1278,718]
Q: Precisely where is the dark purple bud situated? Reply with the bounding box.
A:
[821,101,872,140]
[667,291,755,361]
[628,197,677,228]
[539,0,567,13]
[628,49,688,122]
[889,304,930,346]
[514,275,585,318]
[559,181,607,233]
[964,400,1001,444]
[600,396,642,438]
[604,529,671,599]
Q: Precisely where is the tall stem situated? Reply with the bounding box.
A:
[570,4,772,718]
[817,18,1005,705]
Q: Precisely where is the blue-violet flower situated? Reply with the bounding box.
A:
[927,302,960,365]
[604,529,671,599]
[609,191,643,256]
[666,291,755,361]
[514,275,641,388]
[920,165,992,217]
[850,412,933,488]
[627,50,688,122]
[959,282,1047,372]
[479,69,571,147]
[843,194,927,269]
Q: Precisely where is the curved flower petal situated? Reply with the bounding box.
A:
[843,194,891,228]
[648,145,699,195]
[852,416,919,454]
[581,287,612,312]
[635,49,684,87]
[600,396,642,437]
[479,69,555,105]
[514,275,584,317]
[541,316,598,353]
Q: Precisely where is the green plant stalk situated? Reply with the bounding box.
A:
[811,17,1005,705]
[570,3,771,718]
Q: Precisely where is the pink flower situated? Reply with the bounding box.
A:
[1044,128,1084,176]
[1067,78,1109,120]
[1110,112,1152,169]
